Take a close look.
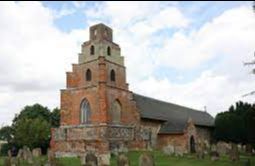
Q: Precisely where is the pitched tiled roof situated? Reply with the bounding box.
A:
[133,93,214,134]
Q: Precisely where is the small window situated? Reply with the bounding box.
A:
[110,69,115,82]
[86,69,92,81]
[107,46,111,56]
[90,45,94,55]
[94,29,97,36]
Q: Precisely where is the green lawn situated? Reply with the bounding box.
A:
[0,151,254,166]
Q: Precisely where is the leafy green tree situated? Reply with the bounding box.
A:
[0,126,13,143]
[12,103,51,127]
[50,107,60,127]
[214,101,255,146]
[14,118,51,152]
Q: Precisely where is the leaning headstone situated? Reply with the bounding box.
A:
[32,148,42,157]
[139,153,154,166]
[210,151,220,161]
[117,153,129,166]
[85,153,98,166]
[229,143,239,161]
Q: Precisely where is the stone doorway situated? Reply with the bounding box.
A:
[190,135,196,153]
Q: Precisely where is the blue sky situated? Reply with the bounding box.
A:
[0,1,254,125]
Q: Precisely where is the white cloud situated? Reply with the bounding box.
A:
[0,2,78,125]
[0,1,254,126]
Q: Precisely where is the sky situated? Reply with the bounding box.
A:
[0,1,255,126]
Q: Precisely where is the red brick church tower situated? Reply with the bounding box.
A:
[60,23,138,126]
[50,23,144,165]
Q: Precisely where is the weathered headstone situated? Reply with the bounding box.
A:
[139,153,154,166]
[4,157,11,166]
[99,153,110,166]
[80,155,86,166]
[23,146,33,164]
[17,149,23,159]
[85,153,98,166]
[47,149,55,163]
[210,151,220,161]
[7,150,12,158]
[216,141,231,155]
[174,146,184,157]
[229,143,239,161]
[163,145,174,155]
[117,153,129,166]
[32,148,42,157]
[196,140,205,159]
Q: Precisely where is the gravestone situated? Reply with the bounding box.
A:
[47,149,55,163]
[229,143,239,161]
[85,153,98,166]
[23,146,33,164]
[139,153,154,166]
[32,148,42,157]
[4,157,11,166]
[17,149,23,159]
[117,153,129,166]
[163,145,174,155]
[210,151,220,161]
[174,146,184,157]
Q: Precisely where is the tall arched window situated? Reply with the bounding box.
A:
[90,45,94,55]
[109,100,121,124]
[110,69,115,81]
[86,69,92,81]
[107,46,111,56]
[80,99,91,123]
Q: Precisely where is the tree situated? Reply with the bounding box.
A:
[50,107,60,127]
[0,103,61,155]
[0,126,13,143]
[14,118,51,153]
[12,103,51,127]
[214,101,255,151]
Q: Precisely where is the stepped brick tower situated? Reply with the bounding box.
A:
[50,23,147,165]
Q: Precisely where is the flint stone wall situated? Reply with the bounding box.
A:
[53,124,134,141]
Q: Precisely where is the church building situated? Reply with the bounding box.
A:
[50,23,214,165]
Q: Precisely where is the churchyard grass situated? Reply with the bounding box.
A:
[0,151,254,166]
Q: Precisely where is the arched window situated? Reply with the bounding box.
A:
[107,46,111,56]
[86,69,92,81]
[109,100,121,124]
[90,45,94,55]
[110,69,115,81]
[80,99,91,123]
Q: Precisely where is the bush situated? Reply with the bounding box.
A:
[0,143,11,156]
